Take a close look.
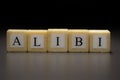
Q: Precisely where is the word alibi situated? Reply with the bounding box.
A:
[7,29,110,53]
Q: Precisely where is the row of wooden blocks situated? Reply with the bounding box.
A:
[7,29,110,53]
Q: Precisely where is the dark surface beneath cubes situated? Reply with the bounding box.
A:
[0,29,120,80]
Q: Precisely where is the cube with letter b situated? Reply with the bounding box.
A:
[7,29,27,52]
[28,30,47,52]
[48,29,68,52]
[68,29,89,52]
[89,30,110,52]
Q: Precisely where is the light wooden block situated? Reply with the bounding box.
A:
[28,30,47,52]
[68,29,89,52]
[7,29,27,52]
[89,30,110,52]
[48,29,68,52]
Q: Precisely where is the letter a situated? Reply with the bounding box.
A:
[13,37,21,46]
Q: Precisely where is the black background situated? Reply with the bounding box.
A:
[0,0,116,30]
[0,12,113,30]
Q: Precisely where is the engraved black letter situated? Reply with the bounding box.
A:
[34,37,41,46]
[56,37,60,46]
[75,37,83,46]
[98,37,102,47]
[13,37,21,45]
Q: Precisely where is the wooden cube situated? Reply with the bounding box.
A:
[89,30,110,52]
[48,29,68,52]
[7,29,27,52]
[68,29,89,52]
[28,30,47,52]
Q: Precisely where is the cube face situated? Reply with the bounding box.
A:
[28,30,47,52]
[68,30,89,52]
[51,34,65,48]
[89,30,110,52]
[7,30,27,52]
[48,29,68,52]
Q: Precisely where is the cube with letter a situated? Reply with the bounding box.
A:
[48,29,68,52]
[28,30,47,52]
[89,30,110,52]
[7,29,27,52]
[68,29,89,52]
